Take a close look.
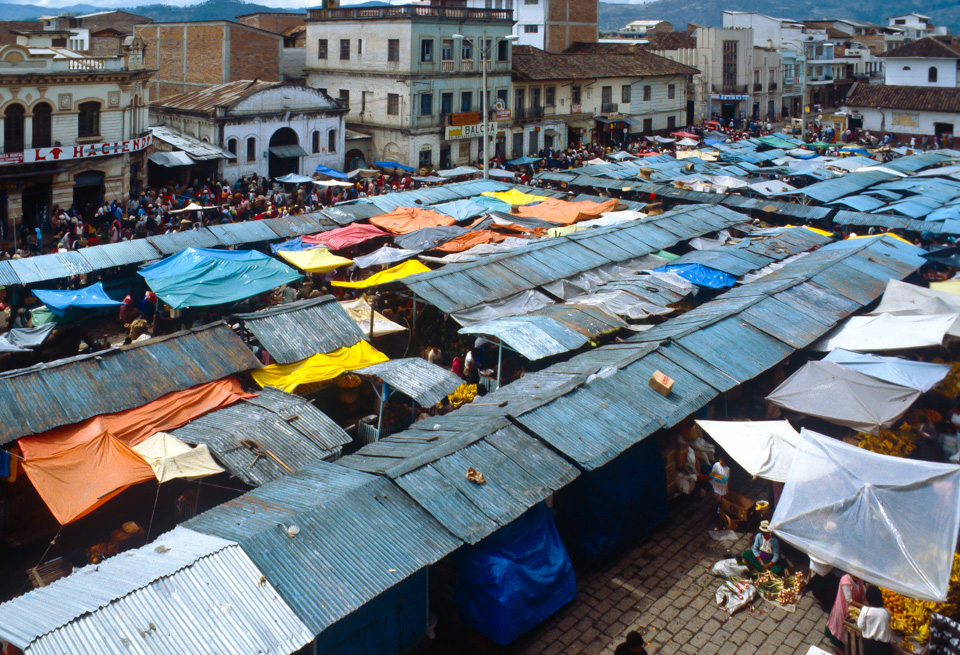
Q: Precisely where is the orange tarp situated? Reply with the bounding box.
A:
[515,198,621,226]
[19,377,253,524]
[369,207,457,234]
[435,230,507,253]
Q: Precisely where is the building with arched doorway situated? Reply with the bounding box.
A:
[0,30,151,245]
[148,81,346,184]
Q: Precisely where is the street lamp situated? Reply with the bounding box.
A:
[453,32,519,179]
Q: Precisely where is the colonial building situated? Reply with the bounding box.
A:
[645,27,782,124]
[845,36,960,140]
[134,21,283,101]
[464,0,598,52]
[148,81,346,183]
[0,30,151,237]
[304,3,514,170]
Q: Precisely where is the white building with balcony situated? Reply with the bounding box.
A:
[888,14,948,40]
[304,4,514,171]
[0,29,151,238]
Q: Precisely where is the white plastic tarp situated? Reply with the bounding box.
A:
[450,289,554,327]
[132,432,224,483]
[770,428,960,602]
[567,289,674,320]
[870,279,960,316]
[822,349,952,393]
[578,210,645,229]
[811,313,960,352]
[339,298,407,337]
[766,360,921,434]
[353,246,419,269]
[696,420,800,483]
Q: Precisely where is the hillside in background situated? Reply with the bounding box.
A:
[0,0,302,21]
[598,0,960,33]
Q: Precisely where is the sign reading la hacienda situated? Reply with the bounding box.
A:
[0,134,153,167]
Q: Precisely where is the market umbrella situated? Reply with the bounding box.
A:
[373,161,416,172]
[770,428,960,602]
[696,420,800,483]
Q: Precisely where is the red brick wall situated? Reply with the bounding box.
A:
[79,11,150,33]
[228,24,280,82]
[89,33,121,57]
[236,14,303,35]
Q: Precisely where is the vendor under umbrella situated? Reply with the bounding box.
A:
[742,521,784,575]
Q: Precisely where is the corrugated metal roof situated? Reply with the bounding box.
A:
[0,323,260,446]
[361,423,578,544]
[186,460,462,635]
[77,239,163,269]
[153,80,279,114]
[8,251,94,285]
[261,214,327,238]
[172,387,350,486]
[234,296,365,364]
[353,358,463,407]
[792,169,899,203]
[0,527,312,655]
[207,220,281,246]
[0,260,20,286]
[403,204,749,314]
[832,210,912,229]
[147,228,224,255]
[320,202,382,225]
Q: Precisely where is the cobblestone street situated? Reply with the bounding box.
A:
[503,495,835,655]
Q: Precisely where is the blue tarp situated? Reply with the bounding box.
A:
[374,161,416,173]
[823,349,952,393]
[139,248,301,309]
[269,236,322,253]
[454,503,577,645]
[654,263,736,289]
[432,198,488,222]
[507,156,542,166]
[316,164,349,179]
[555,438,668,562]
[33,282,122,316]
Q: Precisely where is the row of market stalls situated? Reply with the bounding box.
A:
[0,229,938,655]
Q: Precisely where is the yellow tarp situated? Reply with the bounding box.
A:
[931,280,960,296]
[132,432,224,482]
[251,340,389,393]
[545,224,589,238]
[676,150,719,161]
[332,259,430,289]
[277,248,353,273]
[846,232,912,244]
[802,226,835,237]
[481,189,549,206]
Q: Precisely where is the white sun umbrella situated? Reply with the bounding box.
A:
[676,138,700,147]
[696,420,800,483]
[169,201,215,214]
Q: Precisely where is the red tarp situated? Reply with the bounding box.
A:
[303,224,390,250]
[369,207,456,235]
[515,198,621,226]
[670,131,700,139]
[19,377,253,524]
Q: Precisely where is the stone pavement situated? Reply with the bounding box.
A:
[501,495,836,655]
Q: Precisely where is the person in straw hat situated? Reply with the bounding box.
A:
[741,520,784,575]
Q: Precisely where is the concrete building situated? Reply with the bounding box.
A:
[135,21,282,101]
[303,3,514,170]
[645,27,782,124]
[845,36,960,141]
[614,20,672,40]
[149,81,346,183]
[465,0,598,52]
[0,30,151,237]
[888,14,948,40]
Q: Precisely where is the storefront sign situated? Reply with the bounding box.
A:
[0,134,153,167]
[495,109,511,120]
[450,112,480,126]
[571,103,583,114]
[444,123,495,141]
[709,94,750,101]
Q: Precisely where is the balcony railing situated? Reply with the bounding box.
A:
[769,83,778,92]
[712,83,748,94]
[513,106,544,120]
[308,5,512,21]
[753,83,763,92]
[601,102,619,113]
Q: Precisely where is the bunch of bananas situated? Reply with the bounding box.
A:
[858,423,917,457]
[448,384,477,409]
[883,555,960,644]
[932,359,960,398]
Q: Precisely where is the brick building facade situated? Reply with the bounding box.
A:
[134,21,282,101]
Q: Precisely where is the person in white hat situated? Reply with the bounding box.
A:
[741,520,784,575]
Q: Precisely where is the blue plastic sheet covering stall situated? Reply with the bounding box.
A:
[454,503,577,645]
[270,236,321,253]
[555,438,668,562]
[139,247,301,309]
[654,263,736,289]
[33,282,122,316]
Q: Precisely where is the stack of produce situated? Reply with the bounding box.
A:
[448,384,477,409]
[857,423,917,457]
[931,359,960,398]
[882,554,960,646]
[753,571,803,605]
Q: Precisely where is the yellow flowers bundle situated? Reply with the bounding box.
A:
[447,384,478,409]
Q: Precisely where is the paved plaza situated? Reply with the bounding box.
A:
[503,495,835,655]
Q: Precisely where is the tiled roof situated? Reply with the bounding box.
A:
[641,30,698,51]
[153,80,279,113]
[512,45,697,81]
[880,36,960,59]
[845,84,960,113]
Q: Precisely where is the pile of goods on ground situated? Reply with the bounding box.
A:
[753,570,803,605]
[880,554,960,650]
